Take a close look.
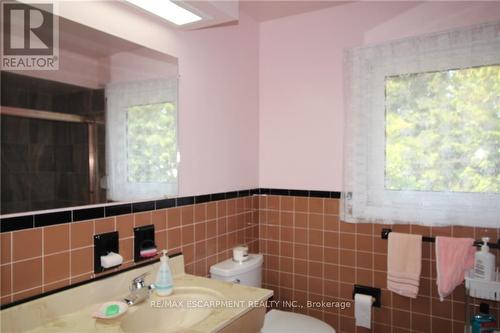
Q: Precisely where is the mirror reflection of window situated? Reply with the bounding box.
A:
[126,102,177,183]
[106,78,178,202]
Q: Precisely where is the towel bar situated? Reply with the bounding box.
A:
[381,228,500,249]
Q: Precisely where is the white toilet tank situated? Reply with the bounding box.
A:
[210,254,263,287]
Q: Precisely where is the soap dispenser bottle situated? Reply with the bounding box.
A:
[474,237,496,281]
[155,250,173,296]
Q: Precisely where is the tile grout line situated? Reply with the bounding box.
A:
[9,232,13,303]
[69,222,72,285]
[41,227,45,293]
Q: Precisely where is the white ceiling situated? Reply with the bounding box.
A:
[240,0,351,22]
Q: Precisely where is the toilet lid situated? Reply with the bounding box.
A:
[261,310,336,333]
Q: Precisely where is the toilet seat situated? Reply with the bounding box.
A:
[261,309,336,333]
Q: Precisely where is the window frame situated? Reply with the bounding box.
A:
[343,22,500,227]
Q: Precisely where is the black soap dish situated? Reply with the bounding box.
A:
[134,224,157,262]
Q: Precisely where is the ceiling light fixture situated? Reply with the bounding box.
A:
[124,0,202,26]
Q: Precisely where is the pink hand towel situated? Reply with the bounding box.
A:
[435,236,475,301]
[387,232,422,298]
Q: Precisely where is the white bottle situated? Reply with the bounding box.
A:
[155,250,173,296]
[473,237,496,281]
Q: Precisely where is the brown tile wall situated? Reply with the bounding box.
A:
[1,193,499,333]
[0,196,259,305]
[259,195,500,333]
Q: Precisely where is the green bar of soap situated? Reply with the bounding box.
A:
[105,304,120,316]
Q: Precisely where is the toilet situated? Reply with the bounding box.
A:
[210,254,336,333]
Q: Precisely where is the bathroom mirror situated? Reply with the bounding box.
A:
[0,17,179,215]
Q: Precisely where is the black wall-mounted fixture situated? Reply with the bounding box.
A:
[94,231,119,273]
[381,228,500,249]
[353,284,381,308]
[134,224,157,262]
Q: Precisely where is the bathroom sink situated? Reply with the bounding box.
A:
[1,256,273,333]
[119,287,224,333]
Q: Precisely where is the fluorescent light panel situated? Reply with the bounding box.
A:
[125,0,202,26]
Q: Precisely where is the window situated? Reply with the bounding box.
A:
[343,22,500,227]
[385,65,499,193]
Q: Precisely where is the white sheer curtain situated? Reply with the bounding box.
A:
[106,78,178,202]
[343,21,500,228]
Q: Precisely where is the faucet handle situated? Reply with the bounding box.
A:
[131,272,150,290]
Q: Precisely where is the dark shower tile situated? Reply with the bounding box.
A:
[1,143,29,174]
[29,144,55,172]
[53,122,72,143]
[30,172,56,201]
[52,94,69,113]
[1,173,30,203]
[31,91,52,110]
[0,201,31,215]
[70,123,87,144]
[29,119,54,144]
[73,174,90,202]
[1,116,29,144]
[55,146,74,172]
[55,173,89,203]
[92,89,105,112]
[72,144,89,174]
[55,173,71,199]
[68,91,91,116]
[30,200,59,211]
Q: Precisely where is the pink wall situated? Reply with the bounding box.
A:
[258,1,500,191]
[56,2,260,197]
[41,1,500,196]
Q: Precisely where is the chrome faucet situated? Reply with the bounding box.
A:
[123,272,155,306]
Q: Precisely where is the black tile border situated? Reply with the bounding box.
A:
[194,194,211,204]
[0,215,33,232]
[132,201,155,213]
[0,188,342,232]
[105,203,132,217]
[156,198,176,209]
[176,196,194,207]
[34,211,72,228]
[260,188,341,199]
[73,207,104,222]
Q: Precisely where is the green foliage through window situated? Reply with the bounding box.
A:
[127,102,177,183]
[385,65,500,193]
